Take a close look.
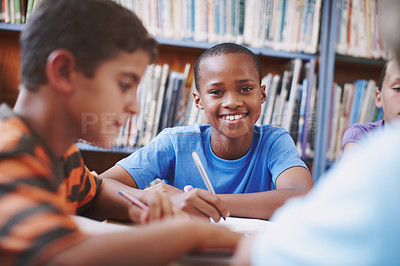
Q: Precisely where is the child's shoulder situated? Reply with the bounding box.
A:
[345,120,384,135]
[158,124,209,139]
[0,104,33,154]
[160,124,205,134]
[0,104,55,179]
[255,124,288,136]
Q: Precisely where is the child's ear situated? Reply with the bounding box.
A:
[260,84,267,104]
[46,49,76,95]
[193,91,204,110]
[375,89,383,108]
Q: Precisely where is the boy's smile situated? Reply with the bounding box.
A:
[194,53,266,157]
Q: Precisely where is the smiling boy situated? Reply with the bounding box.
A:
[102,43,313,221]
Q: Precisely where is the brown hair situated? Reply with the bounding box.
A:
[20,0,158,91]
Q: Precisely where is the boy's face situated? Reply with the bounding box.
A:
[376,60,400,123]
[70,49,151,148]
[194,53,266,142]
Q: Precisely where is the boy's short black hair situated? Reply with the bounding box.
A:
[194,42,262,91]
[20,0,158,91]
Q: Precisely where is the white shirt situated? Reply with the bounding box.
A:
[252,122,400,265]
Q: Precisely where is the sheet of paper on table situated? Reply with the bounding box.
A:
[71,215,133,235]
[215,216,272,235]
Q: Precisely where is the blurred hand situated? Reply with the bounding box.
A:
[144,182,183,196]
[127,190,185,224]
[170,188,230,222]
[186,218,243,251]
[232,235,253,266]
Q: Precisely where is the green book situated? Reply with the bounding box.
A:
[26,0,35,22]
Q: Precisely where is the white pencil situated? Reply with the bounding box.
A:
[192,152,225,220]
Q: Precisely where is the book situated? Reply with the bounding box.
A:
[135,65,153,146]
[174,63,191,126]
[308,0,322,54]
[256,73,273,126]
[263,75,281,125]
[243,0,256,45]
[289,84,303,144]
[296,78,309,155]
[342,82,356,138]
[159,71,180,131]
[283,58,302,131]
[140,64,163,146]
[152,64,170,138]
[327,84,343,161]
[300,59,316,159]
[184,81,198,126]
[358,80,377,124]
[194,0,207,42]
[305,75,318,159]
[273,70,292,127]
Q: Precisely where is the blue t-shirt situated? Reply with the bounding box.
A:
[118,124,307,193]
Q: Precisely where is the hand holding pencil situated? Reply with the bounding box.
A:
[192,152,226,221]
[169,152,229,222]
[117,187,182,223]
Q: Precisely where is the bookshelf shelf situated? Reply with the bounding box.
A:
[335,54,386,67]
[76,142,138,155]
[156,37,318,61]
[0,24,318,61]
[0,23,24,31]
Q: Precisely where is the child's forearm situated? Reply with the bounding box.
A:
[87,178,146,222]
[45,218,240,266]
[219,189,310,220]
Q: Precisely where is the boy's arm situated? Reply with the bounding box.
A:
[100,165,230,222]
[343,142,359,152]
[94,167,183,223]
[88,177,180,223]
[147,167,311,221]
[45,218,242,266]
[219,166,313,220]
[100,164,139,188]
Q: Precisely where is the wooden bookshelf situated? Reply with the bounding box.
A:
[334,55,385,86]
[0,29,20,106]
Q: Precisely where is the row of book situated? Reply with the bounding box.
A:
[335,0,388,59]
[256,59,318,160]
[0,0,37,24]
[2,0,387,60]
[115,58,319,160]
[114,63,192,148]
[326,79,382,162]
[112,0,322,54]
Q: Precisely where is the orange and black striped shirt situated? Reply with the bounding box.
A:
[0,104,103,265]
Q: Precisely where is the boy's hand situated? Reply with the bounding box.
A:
[144,182,183,196]
[129,190,184,223]
[170,188,230,222]
[184,218,242,251]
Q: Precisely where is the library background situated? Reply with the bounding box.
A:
[0,0,386,181]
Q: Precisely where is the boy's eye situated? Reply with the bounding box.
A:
[393,87,400,92]
[120,82,131,91]
[209,90,222,95]
[240,87,253,92]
